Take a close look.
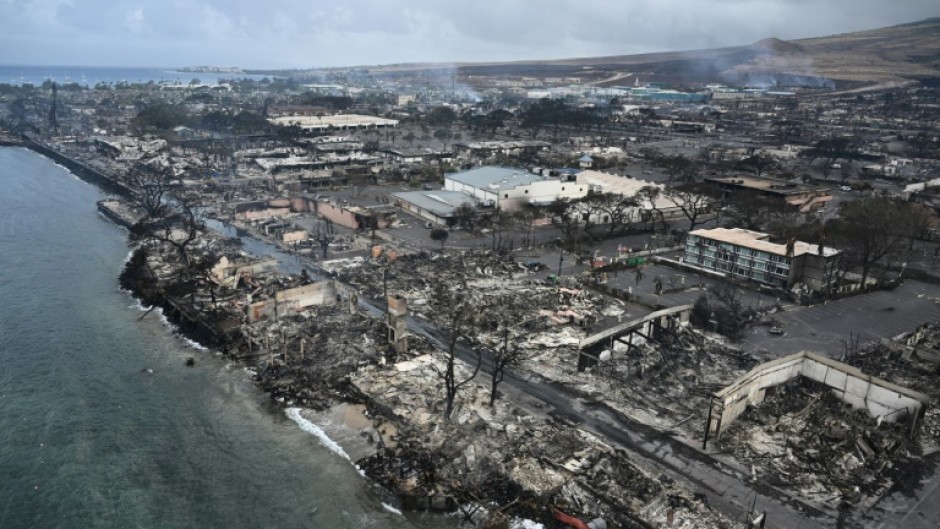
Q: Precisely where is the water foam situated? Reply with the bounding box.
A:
[381,502,403,516]
[285,407,352,462]
[127,298,210,351]
[181,337,209,351]
[129,297,152,312]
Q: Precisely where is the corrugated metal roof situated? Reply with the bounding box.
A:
[392,190,477,218]
[446,166,548,191]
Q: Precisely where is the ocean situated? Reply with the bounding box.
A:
[0,65,269,87]
[0,147,440,529]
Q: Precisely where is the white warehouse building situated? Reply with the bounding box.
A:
[444,166,588,211]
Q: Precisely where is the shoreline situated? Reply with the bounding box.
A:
[116,244,479,515]
[15,139,475,516]
[2,143,751,529]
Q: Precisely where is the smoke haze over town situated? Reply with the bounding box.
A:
[1,0,938,67]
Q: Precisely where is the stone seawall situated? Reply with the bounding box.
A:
[24,140,137,199]
[119,248,232,350]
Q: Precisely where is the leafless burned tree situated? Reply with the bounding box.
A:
[428,281,484,420]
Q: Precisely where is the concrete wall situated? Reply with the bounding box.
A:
[290,197,311,213]
[314,201,361,230]
[399,201,445,225]
[247,280,338,322]
[499,179,588,211]
[709,351,929,436]
[444,179,498,205]
[799,355,926,421]
[211,257,279,282]
[242,207,291,220]
[275,281,338,311]
[793,252,838,291]
[444,177,589,211]
[282,230,309,243]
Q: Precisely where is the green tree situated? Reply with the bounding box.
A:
[131,103,188,134]
[426,106,458,128]
[826,195,912,285]
[662,183,713,232]
[430,228,449,248]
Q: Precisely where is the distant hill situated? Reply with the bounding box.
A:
[352,18,940,88]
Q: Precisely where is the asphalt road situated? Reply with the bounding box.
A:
[868,460,940,529]
[740,280,940,359]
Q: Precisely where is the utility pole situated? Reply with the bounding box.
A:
[48,82,58,136]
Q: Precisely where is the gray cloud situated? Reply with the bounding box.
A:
[0,0,937,67]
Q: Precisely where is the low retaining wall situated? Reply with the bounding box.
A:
[651,255,728,281]
[25,140,137,199]
[706,351,929,440]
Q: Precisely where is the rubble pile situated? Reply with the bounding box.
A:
[352,351,733,528]
[716,382,918,506]
[846,332,940,449]
[247,308,383,409]
[341,251,528,298]
[598,335,756,437]
[124,235,736,527]
[529,331,756,438]
[343,250,613,348]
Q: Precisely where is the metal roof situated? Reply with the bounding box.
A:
[392,190,477,218]
[446,166,548,192]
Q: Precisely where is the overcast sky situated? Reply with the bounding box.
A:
[1,0,937,69]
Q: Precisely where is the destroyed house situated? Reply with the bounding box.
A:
[684,228,840,291]
[704,176,832,212]
[379,148,454,164]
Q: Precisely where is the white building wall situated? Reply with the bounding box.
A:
[443,178,498,204]
[497,180,588,211]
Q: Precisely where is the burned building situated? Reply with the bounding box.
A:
[704,176,832,212]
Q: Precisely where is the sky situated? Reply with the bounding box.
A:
[0,0,937,69]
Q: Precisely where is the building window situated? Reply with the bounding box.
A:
[525,190,529,194]
[561,187,565,191]
[504,194,509,198]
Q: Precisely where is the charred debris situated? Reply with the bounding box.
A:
[119,226,748,527]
